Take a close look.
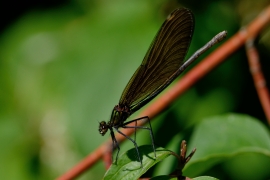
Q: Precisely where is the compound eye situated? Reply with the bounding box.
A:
[99,121,108,136]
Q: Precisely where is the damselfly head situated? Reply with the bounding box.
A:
[99,121,108,136]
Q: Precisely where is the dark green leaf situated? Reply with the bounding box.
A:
[103,145,171,180]
[184,113,270,178]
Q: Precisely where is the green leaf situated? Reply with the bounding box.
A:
[103,145,171,180]
[184,113,270,178]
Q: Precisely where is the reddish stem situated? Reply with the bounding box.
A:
[245,40,270,123]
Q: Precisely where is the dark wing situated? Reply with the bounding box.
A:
[119,8,194,112]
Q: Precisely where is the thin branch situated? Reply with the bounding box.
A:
[57,5,270,180]
[245,39,270,123]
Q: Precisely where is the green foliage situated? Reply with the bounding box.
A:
[185,114,270,179]
[104,114,270,179]
[104,146,171,180]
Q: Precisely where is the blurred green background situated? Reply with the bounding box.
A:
[0,0,269,179]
